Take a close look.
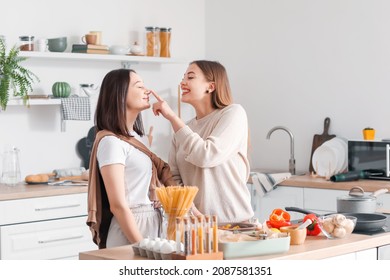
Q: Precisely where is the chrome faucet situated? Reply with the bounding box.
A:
[266,126,296,175]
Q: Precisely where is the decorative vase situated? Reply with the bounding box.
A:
[52,82,71,98]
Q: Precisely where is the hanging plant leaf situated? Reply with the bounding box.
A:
[0,38,39,110]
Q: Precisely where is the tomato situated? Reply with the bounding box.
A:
[303,214,322,236]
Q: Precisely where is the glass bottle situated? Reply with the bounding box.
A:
[212,215,218,253]
[190,215,197,255]
[197,215,204,254]
[183,217,190,255]
[204,215,211,253]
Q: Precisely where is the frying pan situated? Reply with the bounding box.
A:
[285,206,388,232]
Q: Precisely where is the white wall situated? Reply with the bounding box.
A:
[206,0,390,173]
[0,0,205,178]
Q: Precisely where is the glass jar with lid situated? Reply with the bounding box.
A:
[145,27,159,57]
[19,36,35,51]
[159,27,171,57]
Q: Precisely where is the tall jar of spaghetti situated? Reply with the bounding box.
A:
[145,26,159,57]
[159,27,171,57]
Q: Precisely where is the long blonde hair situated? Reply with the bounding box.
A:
[190,60,233,109]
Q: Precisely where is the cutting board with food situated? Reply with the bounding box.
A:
[309,117,336,173]
[25,167,88,184]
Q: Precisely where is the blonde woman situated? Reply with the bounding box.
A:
[151,60,253,223]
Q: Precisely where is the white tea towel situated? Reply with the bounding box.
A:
[61,96,91,121]
[250,172,291,198]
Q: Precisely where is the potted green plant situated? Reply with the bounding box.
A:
[0,38,39,110]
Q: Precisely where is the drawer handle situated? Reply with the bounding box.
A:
[38,235,84,244]
[35,204,81,211]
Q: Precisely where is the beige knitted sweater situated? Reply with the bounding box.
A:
[168,104,254,223]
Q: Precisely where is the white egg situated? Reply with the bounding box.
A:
[139,238,150,249]
[160,242,174,254]
[147,240,156,250]
[153,240,163,252]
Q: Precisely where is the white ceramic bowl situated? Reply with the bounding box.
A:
[109,45,129,55]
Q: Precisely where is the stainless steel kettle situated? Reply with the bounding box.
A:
[1,146,21,186]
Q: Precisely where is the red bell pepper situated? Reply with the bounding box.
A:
[267,208,292,229]
[267,219,292,229]
[303,214,321,236]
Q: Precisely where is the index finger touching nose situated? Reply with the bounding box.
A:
[150,90,163,102]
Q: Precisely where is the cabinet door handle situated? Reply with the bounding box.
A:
[387,144,390,177]
[35,204,81,211]
[38,235,84,244]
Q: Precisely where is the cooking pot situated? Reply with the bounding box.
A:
[337,186,388,213]
[285,206,388,232]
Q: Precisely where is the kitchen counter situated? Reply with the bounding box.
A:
[280,174,390,193]
[0,182,87,201]
[79,231,390,260]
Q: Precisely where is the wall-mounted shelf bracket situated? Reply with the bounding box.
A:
[121,61,139,69]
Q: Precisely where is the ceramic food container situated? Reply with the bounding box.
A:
[48,37,67,52]
[280,225,307,245]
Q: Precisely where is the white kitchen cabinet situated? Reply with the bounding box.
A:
[303,187,389,214]
[324,248,377,260]
[303,188,349,214]
[0,193,97,260]
[248,186,304,222]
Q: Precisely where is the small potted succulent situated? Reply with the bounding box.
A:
[0,37,39,110]
[363,127,375,140]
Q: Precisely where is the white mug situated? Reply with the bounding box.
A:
[35,43,47,52]
[35,39,48,52]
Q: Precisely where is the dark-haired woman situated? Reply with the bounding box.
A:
[87,69,176,249]
[151,60,253,223]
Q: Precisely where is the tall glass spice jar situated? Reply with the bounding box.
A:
[159,27,171,57]
[19,36,34,51]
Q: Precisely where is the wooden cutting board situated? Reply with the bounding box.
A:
[309,117,336,173]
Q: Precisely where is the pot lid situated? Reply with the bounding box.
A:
[338,186,388,201]
[338,195,375,202]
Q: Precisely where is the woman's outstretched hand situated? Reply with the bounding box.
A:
[150,90,185,133]
[150,90,176,120]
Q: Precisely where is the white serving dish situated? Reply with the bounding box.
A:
[218,236,290,259]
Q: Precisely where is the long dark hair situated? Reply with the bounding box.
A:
[95,69,145,137]
[191,60,233,109]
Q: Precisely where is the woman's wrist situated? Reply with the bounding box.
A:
[170,115,185,132]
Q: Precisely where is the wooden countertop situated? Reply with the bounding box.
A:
[0,183,87,201]
[79,231,390,260]
[280,174,390,192]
